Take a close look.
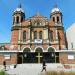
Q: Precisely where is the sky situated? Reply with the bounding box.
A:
[0,0,75,43]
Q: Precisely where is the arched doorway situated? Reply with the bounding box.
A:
[35,47,43,63]
[23,48,32,63]
[48,47,59,63]
[42,47,55,63]
[48,47,55,63]
[17,48,31,64]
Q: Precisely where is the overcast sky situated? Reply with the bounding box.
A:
[0,0,75,43]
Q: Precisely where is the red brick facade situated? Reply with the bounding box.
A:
[10,6,67,51]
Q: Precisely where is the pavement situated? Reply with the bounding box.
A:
[5,63,64,75]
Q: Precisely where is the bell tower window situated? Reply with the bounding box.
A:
[53,17,55,22]
[57,16,59,23]
[16,16,19,24]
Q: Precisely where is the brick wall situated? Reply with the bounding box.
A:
[59,52,75,64]
[0,53,17,65]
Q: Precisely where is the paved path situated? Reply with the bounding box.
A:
[6,63,64,75]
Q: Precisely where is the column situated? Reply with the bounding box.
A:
[18,28,21,50]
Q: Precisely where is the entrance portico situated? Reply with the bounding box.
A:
[17,47,59,63]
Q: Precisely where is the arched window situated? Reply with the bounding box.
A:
[34,31,37,39]
[16,16,19,24]
[50,31,53,41]
[21,17,23,22]
[39,31,42,39]
[23,31,26,42]
[57,16,59,23]
[53,17,55,22]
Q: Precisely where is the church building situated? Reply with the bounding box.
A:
[0,4,75,67]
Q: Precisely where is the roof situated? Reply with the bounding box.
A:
[30,12,48,19]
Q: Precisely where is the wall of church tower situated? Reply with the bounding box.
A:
[11,30,19,45]
[58,28,67,49]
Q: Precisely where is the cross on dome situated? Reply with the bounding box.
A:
[18,3,22,8]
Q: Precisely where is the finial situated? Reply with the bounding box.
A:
[54,3,58,8]
[18,3,22,8]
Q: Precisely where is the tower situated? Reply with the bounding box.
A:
[11,4,25,50]
[50,4,62,26]
[13,4,25,25]
[50,5,67,50]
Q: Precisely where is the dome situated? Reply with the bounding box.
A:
[51,7,60,13]
[14,4,24,13]
[14,7,24,13]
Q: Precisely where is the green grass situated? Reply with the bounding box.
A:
[0,71,8,75]
[45,71,75,75]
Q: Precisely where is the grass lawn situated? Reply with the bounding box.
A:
[46,71,75,75]
[0,70,75,75]
[0,71,8,75]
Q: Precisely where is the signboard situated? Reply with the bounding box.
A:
[4,54,10,60]
[34,39,42,43]
[68,54,74,60]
